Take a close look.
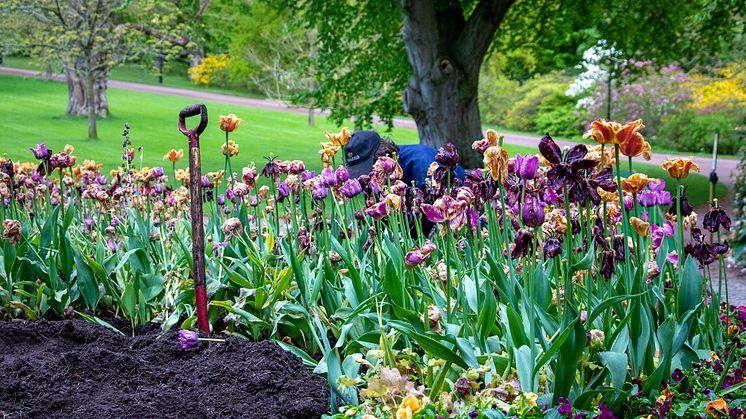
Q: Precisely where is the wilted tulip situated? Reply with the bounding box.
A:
[221,217,242,241]
[2,219,22,244]
[221,140,239,157]
[543,237,563,258]
[178,329,199,350]
[435,143,459,168]
[312,184,328,200]
[483,145,509,182]
[629,217,649,237]
[703,207,731,233]
[30,144,52,161]
[323,127,351,147]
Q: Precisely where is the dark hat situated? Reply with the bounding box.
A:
[344,130,381,179]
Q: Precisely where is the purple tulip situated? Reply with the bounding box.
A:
[365,201,388,220]
[339,179,362,198]
[638,190,657,207]
[178,329,199,350]
[335,166,349,183]
[216,195,226,206]
[312,184,328,200]
[544,237,563,258]
[421,204,446,223]
[30,144,51,160]
[277,182,290,202]
[49,152,71,169]
[320,168,337,187]
[200,176,211,187]
[404,249,427,268]
[514,154,539,180]
[521,194,545,228]
[434,143,459,168]
[511,228,534,259]
[152,167,165,177]
[300,170,316,183]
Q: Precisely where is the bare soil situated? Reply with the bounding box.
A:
[0,319,329,419]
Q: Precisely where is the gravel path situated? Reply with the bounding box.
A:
[2,66,744,305]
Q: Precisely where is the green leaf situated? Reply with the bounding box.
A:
[533,317,579,375]
[73,249,100,309]
[75,311,124,335]
[677,256,702,319]
[388,320,468,369]
[598,351,628,389]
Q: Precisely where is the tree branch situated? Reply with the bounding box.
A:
[454,0,514,74]
[122,23,191,46]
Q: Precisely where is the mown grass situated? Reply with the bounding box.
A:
[0,74,726,205]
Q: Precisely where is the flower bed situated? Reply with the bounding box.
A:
[0,115,742,417]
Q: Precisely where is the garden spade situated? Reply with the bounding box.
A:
[178,104,210,334]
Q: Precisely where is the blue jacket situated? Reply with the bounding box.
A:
[398,144,466,189]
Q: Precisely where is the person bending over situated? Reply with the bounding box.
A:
[343,130,465,188]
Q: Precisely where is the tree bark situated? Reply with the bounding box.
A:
[401,0,513,168]
[86,70,97,139]
[64,65,109,119]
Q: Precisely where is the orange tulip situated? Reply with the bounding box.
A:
[323,127,351,147]
[219,114,243,133]
[163,148,184,164]
[630,217,650,237]
[619,130,652,159]
[621,173,650,193]
[222,140,239,157]
[583,119,645,146]
[661,157,700,179]
[706,398,728,417]
[483,145,509,182]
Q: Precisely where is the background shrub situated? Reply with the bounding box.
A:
[657,110,741,155]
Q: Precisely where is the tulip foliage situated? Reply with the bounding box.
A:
[0,117,741,417]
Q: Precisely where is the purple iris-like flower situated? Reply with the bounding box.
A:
[521,194,545,228]
[30,144,51,160]
[216,195,226,206]
[106,238,119,252]
[96,175,108,185]
[178,329,199,350]
[261,158,281,180]
[312,184,328,200]
[277,182,290,202]
[200,176,211,188]
[365,201,388,220]
[339,179,362,198]
[152,167,165,178]
[154,184,163,194]
[335,166,349,183]
[320,168,337,187]
[212,241,228,255]
[514,154,539,180]
[638,190,658,207]
[539,133,599,204]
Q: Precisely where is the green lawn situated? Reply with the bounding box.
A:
[0,74,725,205]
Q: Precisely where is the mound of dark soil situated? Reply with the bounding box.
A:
[0,319,329,419]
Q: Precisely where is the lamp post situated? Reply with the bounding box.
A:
[156,48,165,85]
[710,131,719,205]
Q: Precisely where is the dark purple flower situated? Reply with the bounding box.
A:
[514,154,539,180]
[49,152,71,170]
[596,402,615,419]
[200,176,211,188]
[671,368,685,382]
[713,241,729,256]
[339,179,362,198]
[600,249,615,280]
[216,195,225,206]
[404,249,427,268]
[703,207,731,233]
[544,237,563,258]
[521,194,545,228]
[667,191,693,217]
[558,397,572,417]
[152,167,165,178]
[454,376,472,396]
[512,228,534,259]
[685,228,717,265]
[538,133,599,203]
[261,158,281,180]
[178,329,199,350]
[30,144,51,160]
[435,143,459,168]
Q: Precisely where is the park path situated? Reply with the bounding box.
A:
[1,66,739,185]
[2,65,745,304]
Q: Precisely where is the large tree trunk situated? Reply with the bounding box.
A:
[64,65,110,118]
[401,0,513,168]
[85,70,97,139]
